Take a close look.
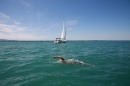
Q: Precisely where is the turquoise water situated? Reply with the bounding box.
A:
[0,41,130,86]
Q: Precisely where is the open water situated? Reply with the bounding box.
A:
[0,41,130,86]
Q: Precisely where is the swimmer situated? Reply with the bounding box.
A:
[53,56,94,66]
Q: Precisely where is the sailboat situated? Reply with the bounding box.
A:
[54,20,66,43]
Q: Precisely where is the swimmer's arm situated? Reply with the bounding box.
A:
[53,56,65,61]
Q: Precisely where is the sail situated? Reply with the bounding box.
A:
[60,20,66,41]
[54,19,67,43]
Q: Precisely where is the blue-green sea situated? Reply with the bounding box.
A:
[0,41,130,86]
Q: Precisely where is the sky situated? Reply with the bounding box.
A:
[0,0,130,40]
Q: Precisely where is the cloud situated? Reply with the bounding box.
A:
[0,23,45,40]
[0,12,44,40]
[0,12,21,25]
[19,0,32,8]
[67,28,72,31]
[0,23,24,33]
[0,12,10,19]
[0,12,10,24]
[67,20,78,26]
[42,23,59,32]
[65,20,78,31]
[14,21,21,25]
[0,32,44,40]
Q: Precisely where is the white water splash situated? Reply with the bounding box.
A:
[54,58,94,66]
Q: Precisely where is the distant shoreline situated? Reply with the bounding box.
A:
[0,39,130,42]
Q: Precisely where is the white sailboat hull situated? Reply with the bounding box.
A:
[54,40,66,43]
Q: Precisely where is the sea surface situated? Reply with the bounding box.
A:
[0,41,130,86]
